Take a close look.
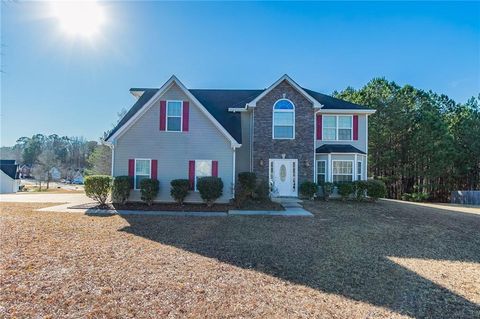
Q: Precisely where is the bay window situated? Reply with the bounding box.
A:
[332,160,353,183]
[357,161,362,180]
[316,160,326,184]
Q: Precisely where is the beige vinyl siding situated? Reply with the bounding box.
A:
[113,83,234,203]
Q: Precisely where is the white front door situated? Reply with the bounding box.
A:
[270,159,298,197]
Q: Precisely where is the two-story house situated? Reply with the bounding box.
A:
[105,75,375,202]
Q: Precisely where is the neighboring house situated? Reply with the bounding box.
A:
[49,167,62,181]
[72,171,84,184]
[19,164,32,179]
[0,160,20,194]
[105,75,375,202]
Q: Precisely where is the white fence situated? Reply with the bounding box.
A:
[451,191,480,206]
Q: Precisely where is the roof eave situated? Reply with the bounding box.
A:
[316,109,376,114]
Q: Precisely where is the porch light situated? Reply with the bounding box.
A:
[259,159,264,167]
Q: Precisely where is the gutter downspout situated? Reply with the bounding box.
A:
[107,141,115,177]
[232,147,236,198]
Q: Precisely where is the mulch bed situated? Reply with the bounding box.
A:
[68,200,283,212]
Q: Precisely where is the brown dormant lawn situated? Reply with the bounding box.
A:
[1,200,479,318]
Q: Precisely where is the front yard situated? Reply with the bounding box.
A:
[1,200,479,318]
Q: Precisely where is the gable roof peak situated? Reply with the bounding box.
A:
[246,74,323,108]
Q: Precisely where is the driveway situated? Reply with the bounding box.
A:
[0,193,91,205]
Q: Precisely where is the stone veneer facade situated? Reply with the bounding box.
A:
[252,80,315,183]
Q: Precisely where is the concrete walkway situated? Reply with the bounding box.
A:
[38,204,313,217]
[2,193,313,217]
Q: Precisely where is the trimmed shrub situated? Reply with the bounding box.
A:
[353,180,368,201]
[300,181,318,200]
[112,176,131,204]
[366,180,387,201]
[234,182,248,208]
[320,182,334,201]
[254,179,270,201]
[140,178,159,206]
[238,172,257,197]
[84,175,112,205]
[197,176,223,207]
[337,182,354,200]
[170,179,190,205]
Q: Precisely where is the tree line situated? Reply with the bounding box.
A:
[334,78,480,201]
[0,134,111,186]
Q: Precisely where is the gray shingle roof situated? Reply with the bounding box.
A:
[303,89,373,110]
[316,144,366,154]
[106,86,372,143]
[0,160,19,179]
[106,89,158,142]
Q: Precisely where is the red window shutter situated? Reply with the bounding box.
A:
[212,160,218,177]
[128,159,135,188]
[160,100,166,131]
[188,160,195,190]
[182,101,189,132]
[151,160,158,180]
[316,114,322,140]
[353,115,359,140]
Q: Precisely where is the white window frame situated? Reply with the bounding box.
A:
[134,158,151,190]
[322,115,353,141]
[357,160,362,181]
[194,159,212,192]
[316,160,326,184]
[166,100,183,132]
[272,99,295,140]
[332,160,354,183]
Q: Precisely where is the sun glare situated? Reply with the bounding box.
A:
[51,1,105,38]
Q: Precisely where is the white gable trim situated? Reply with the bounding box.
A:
[106,75,241,148]
[246,74,323,108]
[315,109,376,114]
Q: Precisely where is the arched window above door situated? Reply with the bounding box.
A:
[273,99,295,139]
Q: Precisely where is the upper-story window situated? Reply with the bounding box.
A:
[167,101,182,131]
[273,99,295,139]
[323,115,352,141]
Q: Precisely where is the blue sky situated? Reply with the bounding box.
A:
[1,1,479,146]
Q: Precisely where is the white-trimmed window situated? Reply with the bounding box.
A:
[323,115,352,141]
[357,161,362,180]
[338,116,352,140]
[316,160,326,184]
[194,160,212,191]
[273,99,295,139]
[135,159,151,189]
[167,101,182,131]
[332,160,353,183]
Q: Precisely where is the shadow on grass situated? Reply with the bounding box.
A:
[116,200,480,318]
